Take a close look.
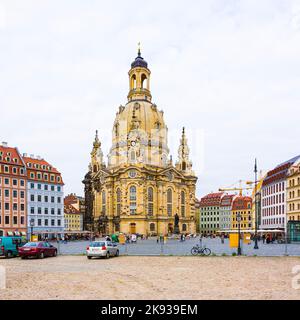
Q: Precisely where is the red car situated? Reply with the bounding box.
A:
[18,242,57,259]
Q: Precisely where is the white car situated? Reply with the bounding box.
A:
[86,241,119,259]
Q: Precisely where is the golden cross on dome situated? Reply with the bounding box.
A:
[137,42,141,56]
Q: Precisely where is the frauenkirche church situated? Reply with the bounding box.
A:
[83,48,198,236]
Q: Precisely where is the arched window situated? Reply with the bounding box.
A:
[182,223,187,232]
[129,186,137,214]
[150,223,155,232]
[141,73,147,89]
[116,188,121,216]
[148,187,154,215]
[102,190,106,214]
[93,165,97,173]
[167,188,172,217]
[131,74,136,89]
[182,161,186,171]
[181,191,186,217]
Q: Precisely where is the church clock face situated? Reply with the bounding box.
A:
[130,140,136,147]
[128,169,137,178]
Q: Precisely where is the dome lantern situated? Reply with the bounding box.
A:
[128,45,152,102]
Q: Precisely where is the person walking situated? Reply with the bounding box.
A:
[262,234,266,244]
[221,234,225,244]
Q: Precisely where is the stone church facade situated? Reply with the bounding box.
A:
[83,49,197,236]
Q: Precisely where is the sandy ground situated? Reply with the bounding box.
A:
[0,256,300,300]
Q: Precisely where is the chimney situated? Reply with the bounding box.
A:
[30,154,34,159]
[37,155,41,160]
[2,142,8,147]
[23,153,28,157]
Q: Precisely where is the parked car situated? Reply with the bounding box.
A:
[0,236,25,258]
[18,241,57,259]
[86,241,119,259]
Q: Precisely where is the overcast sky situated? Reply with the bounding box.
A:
[1,0,300,198]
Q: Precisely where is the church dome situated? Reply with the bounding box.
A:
[108,100,169,168]
[131,50,148,69]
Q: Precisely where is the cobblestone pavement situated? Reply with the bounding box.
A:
[54,237,300,256]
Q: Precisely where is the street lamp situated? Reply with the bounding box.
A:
[254,158,259,250]
[30,218,34,241]
[237,212,242,256]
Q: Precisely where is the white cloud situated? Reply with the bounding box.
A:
[0,0,300,198]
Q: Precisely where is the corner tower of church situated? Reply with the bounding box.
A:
[83,48,198,236]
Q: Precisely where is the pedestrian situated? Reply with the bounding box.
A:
[221,234,225,244]
[262,234,266,244]
[157,236,159,244]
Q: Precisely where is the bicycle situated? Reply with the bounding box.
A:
[191,244,211,256]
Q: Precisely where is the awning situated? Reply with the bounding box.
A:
[14,231,20,236]
[7,231,14,236]
[21,232,27,236]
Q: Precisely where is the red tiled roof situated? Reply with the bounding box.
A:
[0,145,23,166]
[64,204,81,215]
[23,157,60,174]
[220,194,235,207]
[199,192,224,207]
[64,194,79,206]
[232,195,252,210]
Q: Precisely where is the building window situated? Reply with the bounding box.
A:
[30,183,34,189]
[38,195,41,202]
[30,207,35,214]
[116,188,121,216]
[57,186,61,192]
[150,223,155,232]
[30,194,35,201]
[181,191,186,217]
[129,186,137,214]
[38,219,42,226]
[13,190,17,198]
[182,223,187,232]
[37,184,41,190]
[167,188,172,217]
[13,216,18,225]
[13,179,17,186]
[5,216,9,224]
[148,187,154,215]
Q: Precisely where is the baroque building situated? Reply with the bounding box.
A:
[83,49,197,236]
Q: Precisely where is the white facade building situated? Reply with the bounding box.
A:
[23,155,64,239]
[261,156,300,232]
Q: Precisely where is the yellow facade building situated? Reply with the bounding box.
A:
[231,195,252,230]
[64,204,83,232]
[83,49,198,236]
[287,160,300,222]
